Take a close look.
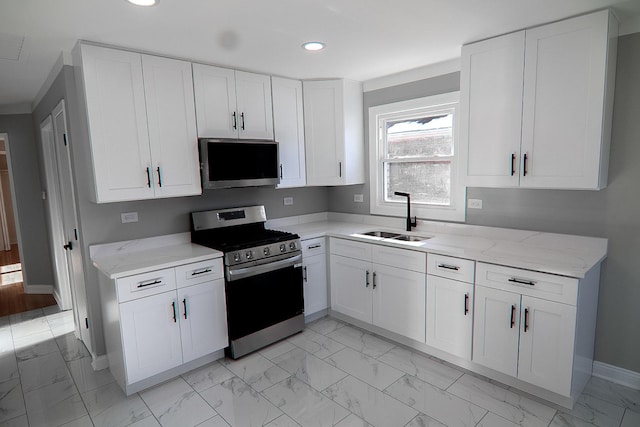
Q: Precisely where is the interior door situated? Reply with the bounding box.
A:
[52,100,91,350]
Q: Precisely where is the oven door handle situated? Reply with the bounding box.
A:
[227,254,302,281]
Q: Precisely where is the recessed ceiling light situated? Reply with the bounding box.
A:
[126,0,158,6]
[302,42,325,52]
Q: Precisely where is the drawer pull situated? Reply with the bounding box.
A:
[191,268,212,276]
[365,270,370,288]
[464,293,469,315]
[303,266,308,282]
[171,301,177,323]
[307,244,322,249]
[137,279,162,289]
[524,308,530,332]
[183,298,188,320]
[510,305,516,328]
[508,278,536,286]
[438,263,460,271]
[372,272,377,289]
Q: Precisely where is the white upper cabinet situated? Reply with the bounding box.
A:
[272,77,306,188]
[303,79,365,186]
[460,10,617,190]
[192,64,274,140]
[74,44,201,203]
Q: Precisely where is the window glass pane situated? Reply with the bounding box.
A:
[386,113,453,159]
[385,161,451,205]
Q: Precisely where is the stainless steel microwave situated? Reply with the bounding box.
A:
[198,138,280,190]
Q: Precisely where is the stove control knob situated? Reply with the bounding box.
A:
[245,250,253,260]
[289,242,296,250]
[279,243,286,253]
[263,247,270,256]
[233,253,241,262]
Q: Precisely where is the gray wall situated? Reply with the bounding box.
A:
[330,33,640,373]
[0,114,54,287]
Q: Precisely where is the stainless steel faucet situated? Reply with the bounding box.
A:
[394,191,417,232]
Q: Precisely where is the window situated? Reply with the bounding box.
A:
[369,92,465,222]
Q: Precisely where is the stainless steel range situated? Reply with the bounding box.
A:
[191,205,304,359]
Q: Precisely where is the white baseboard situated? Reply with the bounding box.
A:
[23,284,53,294]
[92,355,109,371]
[592,361,640,390]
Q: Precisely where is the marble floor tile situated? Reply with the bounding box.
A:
[56,333,91,362]
[140,377,216,427]
[9,308,44,324]
[0,315,11,329]
[2,414,29,427]
[196,416,231,427]
[582,377,640,411]
[287,328,345,359]
[306,317,347,336]
[384,375,487,427]
[81,382,152,427]
[325,347,403,390]
[558,393,625,427]
[13,329,59,362]
[67,356,115,393]
[18,351,72,393]
[182,360,235,392]
[377,346,463,390]
[477,412,522,427]
[447,374,556,427]
[262,376,350,427]
[549,412,603,427]
[621,409,640,427]
[42,305,62,316]
[46,311,76,338]
[221,353,290,392]
[0,378,26,423]
[59,415,98,426]
[0,325,14,354]
[405,414,447,427]
[332,414,372,427]
[199,376,283,427]
[264,414,302,427]
[259,340,298,361]
[273,347,348,392]
[11,316,51,339]
[322,375,417,427]
[0,352,19,383]
[326,326,395,358]
[129,416,162,427]
[24,378,87,427]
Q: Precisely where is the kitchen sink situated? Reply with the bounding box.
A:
[361,231,402,238]
[392,234,431,242]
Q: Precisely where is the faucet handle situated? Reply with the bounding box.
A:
[411,216,417,227]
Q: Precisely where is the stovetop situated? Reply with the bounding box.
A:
[191,223,297,252]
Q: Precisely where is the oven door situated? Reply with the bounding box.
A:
[225,254,304,341]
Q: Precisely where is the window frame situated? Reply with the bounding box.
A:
[368,92,466,222]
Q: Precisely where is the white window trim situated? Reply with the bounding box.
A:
[368,92,466,222]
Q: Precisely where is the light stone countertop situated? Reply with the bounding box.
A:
[274,217,607,278]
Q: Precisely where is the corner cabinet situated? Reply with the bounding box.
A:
[459,10,618,190]
[272,77,306,188]
[192,64,274,140]
[303,80,365,186]
[73,43,201,203]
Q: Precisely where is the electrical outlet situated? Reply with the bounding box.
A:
[468,199,483,209]
[283,197,294,206]
[121,212,139,223]
[354,194,364,203]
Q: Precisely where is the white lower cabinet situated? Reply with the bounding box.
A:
[301,237,328,316]
[330,238,426,342]
[99,257,227,394]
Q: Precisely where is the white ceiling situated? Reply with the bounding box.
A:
[1,0,639,112]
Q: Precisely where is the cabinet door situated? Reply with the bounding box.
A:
[459,31,525,188]
[303,80,343,186]
[330,255,372,323]
[372,264,426,343]
[272,77,306,188]
[426,276,473,359]
[120,292,182,383]
[518,296,576,396]
[192,64,238,138]
[178,279,228,363]
[235,71,274,140]
[303,253,327,316]
[472,286,520,377]
[142,55,201,198]
[520,11,613,189]
[79,44,154,202]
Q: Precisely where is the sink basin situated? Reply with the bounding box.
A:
[392,234,431,242]
[361,231,402,238]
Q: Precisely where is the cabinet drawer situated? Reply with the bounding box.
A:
[373,245,426,273]
[476,262,578,305]
[302,237,326,256]
[116,268,177,303]
[427,254,475,283]
[330,238,371,261]
[175,258,223,288]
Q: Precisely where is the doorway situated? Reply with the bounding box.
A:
[0,133,56,316]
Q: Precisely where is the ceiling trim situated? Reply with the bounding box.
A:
[30,51,72,112]
[363,58,461,93]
